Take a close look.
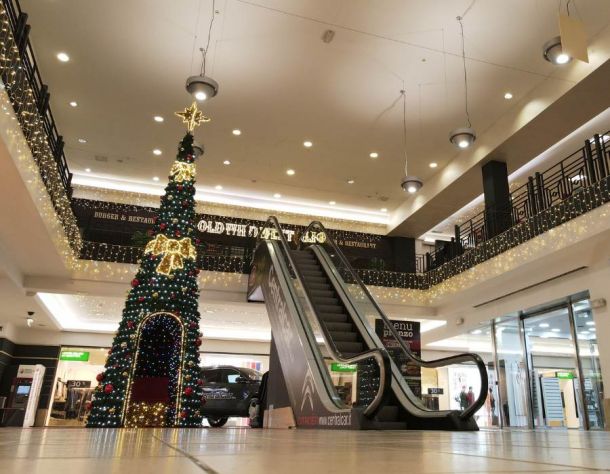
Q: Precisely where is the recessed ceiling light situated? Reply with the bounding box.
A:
[504,92,513,100]
[152,176,160,182]
[215,185,223,190]
[85,168,91,173]
[303,140,313,148]
[78,138,87,143]
[586,321,595,326]
[223,160,231,165]
[69,101,78,107]
[329,201,336,205]
[380,208,387,212]
[232,129,241,136]
[369,152,379,159]
[347,179,355,184]
[153,149,162,156]
[539,323,550,328]
[471,329,482,335]
[286,169,295,176]
[551,328,561,332]
[56,52,70,62]
[273,193,281,199]
[429,162,438,168]
[153,116,164,123]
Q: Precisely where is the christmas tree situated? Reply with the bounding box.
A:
[87,103,209,428]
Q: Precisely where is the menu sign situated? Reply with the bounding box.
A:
[375,319,421,397]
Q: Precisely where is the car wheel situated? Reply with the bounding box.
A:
[208,416,228,428]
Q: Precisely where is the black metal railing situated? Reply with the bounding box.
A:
[424,131,610,272]
[1,0,72,197]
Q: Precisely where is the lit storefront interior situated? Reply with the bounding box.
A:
[427,294,604,430]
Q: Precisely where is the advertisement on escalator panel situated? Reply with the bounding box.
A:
[375,319,421,397]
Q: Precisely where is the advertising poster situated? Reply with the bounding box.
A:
[375,319,421,397]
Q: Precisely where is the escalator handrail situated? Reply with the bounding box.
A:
[257,216,391,417]
[298,220,488,420]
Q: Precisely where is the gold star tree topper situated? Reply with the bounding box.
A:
[175,102,210,132]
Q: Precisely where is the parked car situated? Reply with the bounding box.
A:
[200,365,262,427]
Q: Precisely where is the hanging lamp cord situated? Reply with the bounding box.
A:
[457,16,472,128]
[401,89,408,176]
[200,0,217,77]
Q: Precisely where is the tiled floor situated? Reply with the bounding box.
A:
[1,427,610,473]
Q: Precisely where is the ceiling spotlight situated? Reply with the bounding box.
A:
[232,129,241,136]
[504,92,513,100]
[449,17,477,150]
[78,138,87,143]
[153,149,162,156]
[449,127,476,149]
[380,208,387,212]
[286,169,295,176]
[429,162,438,168]
[56,52,70,62]
[26,312,34,327]
[192,142,204,159]
[347,179,355,184]
[85,168,91,173]
[273,193,281,199]
[401,176,423,194]
[551,328,561,332]
[186,74,219,101]
[69,101,78,107]
[303,140,313,148]
[152,176,160,182]
[369,152,379,159]
[543,36,572,65]
[153,115,164,123]
[329,201,336,205]
[223,160,231,165]
[215,185,223,190]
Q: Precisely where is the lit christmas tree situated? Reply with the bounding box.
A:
[87,103,209,427]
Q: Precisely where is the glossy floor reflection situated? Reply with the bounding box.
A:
[1,427,610,473]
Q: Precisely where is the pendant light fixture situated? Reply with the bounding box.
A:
[186,0,219,101]
[449,15,476,150]
[399,90,423,194]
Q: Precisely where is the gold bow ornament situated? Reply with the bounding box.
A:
[144,234,197,276]
[170,161,196,183]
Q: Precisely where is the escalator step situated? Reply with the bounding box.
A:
[329,331,358,342]
[310,296,339,306]
[325,322,353,332]
[310,289,335,299]
[316,304,344,314]
[335,341,364,354]
[302,270,324,278]
[319,312,348,323]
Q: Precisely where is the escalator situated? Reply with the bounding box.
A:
[248,216,488,430]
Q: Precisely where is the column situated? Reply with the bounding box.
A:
[482,161,512,239]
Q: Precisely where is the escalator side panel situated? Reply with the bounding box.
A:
[251,242,360,429]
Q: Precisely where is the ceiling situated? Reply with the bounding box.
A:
[20,0,610,226]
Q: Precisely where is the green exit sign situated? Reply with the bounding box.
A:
[331,362,357,373]
[556,371,574,379]
[60,351,90,362]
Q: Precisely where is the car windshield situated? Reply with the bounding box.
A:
[241,368,262,381]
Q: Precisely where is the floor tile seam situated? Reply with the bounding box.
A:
[152,434,221,474]
[435,449,607,471]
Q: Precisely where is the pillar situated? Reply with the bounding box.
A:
[482,161,512,239]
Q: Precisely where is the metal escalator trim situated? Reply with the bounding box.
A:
[257,216,391,419]
[300,221,489,421]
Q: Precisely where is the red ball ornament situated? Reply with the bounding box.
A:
[160,223,167,230]
[85,401,93,411]
[177,184,183,191]
[184,387,193,396]
[189,322,197,329]
[96,372,105,382]
[104,384,113,394]
[195,338,202,347]
[127,320,135,329]
[180,410,188,419]
[131,278,139,287]
[197,379,203,386]
[138,296,145,303]
[175,230,181,237]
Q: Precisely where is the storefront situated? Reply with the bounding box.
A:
[46,346,270,427]
[428,292,605,431]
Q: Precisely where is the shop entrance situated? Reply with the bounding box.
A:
[523,308,582,429]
